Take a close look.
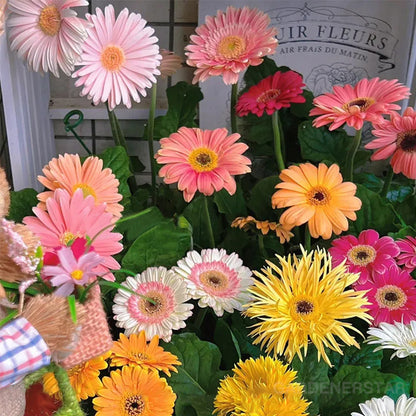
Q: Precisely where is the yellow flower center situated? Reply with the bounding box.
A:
[200,270,229,291]
[397,130,416,153]
[124,394,145,416]
[139,293,165,317]
[101,45,125,72]
[347,245,377,266]
[375,285,407,310]
[73,183,97,199]
[343,97,375,113]
[217,35,246,59]
[306,186,330,206]
[60,231,79,246]
[71,269,84,281]
[132,352,149,361]
[409,340,416,347]
[39,5,61,36]
[257,89,281,103]
[188,147,218,172]
[67,363,84,377]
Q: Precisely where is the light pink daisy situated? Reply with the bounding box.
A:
[309,78,410,131]
[23,189,123,281]
[397,236,416,272]
[173,248,253,316]
[236,71,306,117]
[159,49,182,78]
[43,246,103,296]
[72,5,161,111]
[366,107,416,179]
[329,229,400,285]
[7,0,89,77]
[355,266,416,326]
[113,267,194,342]
[185,6,278,85]
[155,127,251,202]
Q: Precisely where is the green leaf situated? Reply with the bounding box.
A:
[213,186,247,223]
[7,188,38,222]
[229,313,262,359]
[354,173,383,193]
[394,194,416,226]
[387,185,414,203]
[247,175,280,219]
[290,89,314,119]
[214,318,241,369]
[388,225,416,240]
[67,295,77,324]
[161,333,227,416]
[243,57,279,88]
[380,351,415,384]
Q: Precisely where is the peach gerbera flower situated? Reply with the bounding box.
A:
[110,332,180,376]
[185,6,278,85]
[366,107,416,179]
[309,78,410,131]
[7,0,89,77]
[73,5,161,111]
[37,154,123,219]
[272,163,362,239]
[159,49,182,78]
[155,127,251,202]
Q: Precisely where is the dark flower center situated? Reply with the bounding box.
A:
[397,130,416,153]
[125,395,145,416]
[196,153,211,165]
[384,292,398,302]
[296,300,314,315]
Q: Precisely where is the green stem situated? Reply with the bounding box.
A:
[304,226,311,251]
[345,129,362,181]
[194,308,207,329]
[258,234,267,259]
[147,83,158,205]
[380,166,394,198]
[203,196,215,248]
[272,111,285,172]
[230,83,238,134]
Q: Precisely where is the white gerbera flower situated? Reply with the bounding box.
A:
[351,394,416,416]
[173,248,253,316]
[113,266,193,342]
[366,320,416,358]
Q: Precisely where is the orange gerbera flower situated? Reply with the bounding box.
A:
[110,332,180,376]
[272,163,361,239]
[37,154,123,218]
[93,366,176,416]
[231,216,256,230]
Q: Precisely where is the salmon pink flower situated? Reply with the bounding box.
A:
[185,6,278,85]
[236,71,306,117]
[366,108,416,179]
[309,78,410,131]
[397,236,416,272]
[159,49,182,78]
[329,229,400,284]
[155,127,251,202]
[73,5,161,111]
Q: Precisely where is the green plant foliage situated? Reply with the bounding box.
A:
[7,188,38,222]
[246,175,280,219]
[213,185,247,223]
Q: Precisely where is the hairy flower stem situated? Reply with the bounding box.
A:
[231,83,238,134]
[203,196,215,248]
[345,128,362,182]
[380,166,394,198]
[272,111,285,172]
[147,83,158,205]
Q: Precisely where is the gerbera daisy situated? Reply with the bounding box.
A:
[113,267,193,342]
[329,229,400,284]
[397,236,416,272]
[72,5,161,111]
[43,352,110,401]
[214,356,309,416]
[7,0,89,77]
[351,394,416,416]
[24,189,123,281]
[236,71,306,117]
[272,163,361,240]
[366,108,416,179]
[367,320,416,359]
[245,248,371,366]
[159,49,182,78]
[355,266,416,325]
[0,0,6,38]
[110,332,180,376]
[185,6,278,85]
[310,78,410,131]
[231,216,256,230]
[37,154,123,219]
[155,127,251,202]
[93,366,176,416]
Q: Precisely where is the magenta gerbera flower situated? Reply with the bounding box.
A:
[185,6,278,85]
[236,71,306,117]
[155,127,251,202]
[397,236,416,272]
[72,5,161,110]
[329,229,400,284]
[355,266,416,325]
[24,189,123,281]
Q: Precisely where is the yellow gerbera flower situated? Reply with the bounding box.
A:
[214,356,309,416]
[245,248,371,366]
[110,332,181,376]
[93,366,176,416]
[43,351,110,401]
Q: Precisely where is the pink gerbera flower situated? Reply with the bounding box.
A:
[24,189,123,281]
[72,5,161,111]
[155,127,251,202]
[355,266,416,325]
[185,6,278,85]
[37,154,123,219]
[329,229,400,284]
[309,78,410,131]
[43,246,103,296]
[7,0,89,77]
[159,49,183,79]
[365,108,416,179]
[236,71,306,117]
[397,236,416,272]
